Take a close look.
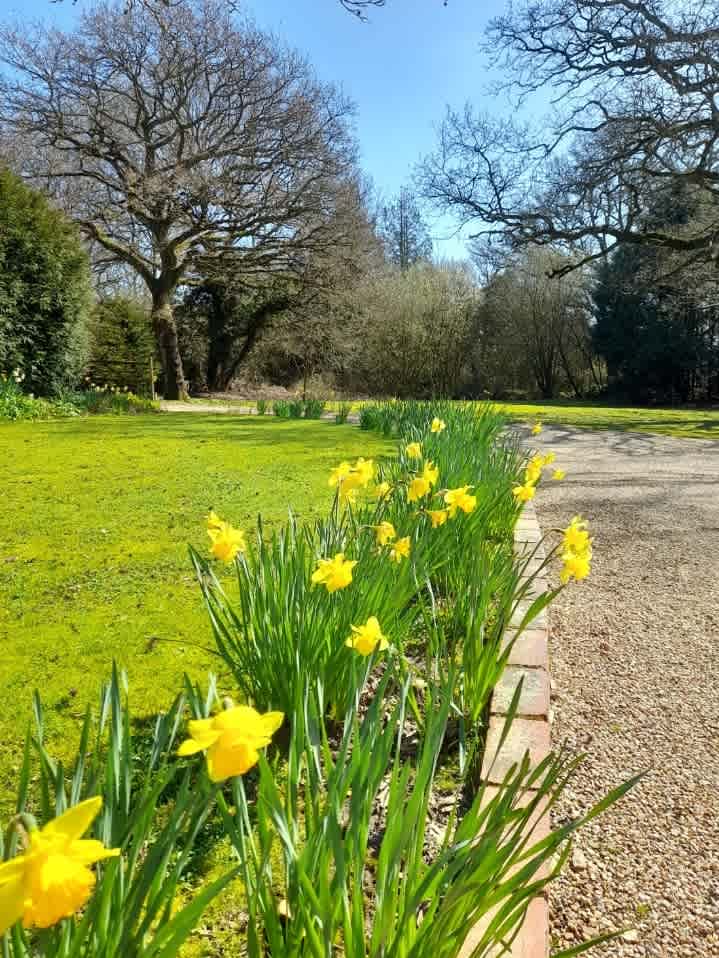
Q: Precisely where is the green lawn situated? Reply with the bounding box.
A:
[0,414,391,806]
[499,400,719,439]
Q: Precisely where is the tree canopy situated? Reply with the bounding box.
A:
[0,0,358,398]
[421,0,719,272]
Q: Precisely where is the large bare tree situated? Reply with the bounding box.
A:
[420,0,719,273]
[0,0,356,397]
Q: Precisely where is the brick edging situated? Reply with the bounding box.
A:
[461,502,551,958]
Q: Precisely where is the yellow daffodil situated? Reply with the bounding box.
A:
[0,797,119,934]
[531,422,542,435]
[328,461,353,487]
[430,417,446,434]
[560,549,592,584]
[375,481,391,499]
[389,536,411,563]
[338,477,363,504]
[542,452,556,466]
[427,508,449,528]
[405,442,422,459]
[563,516,591,554]
[375,520,396,546]
[329,458,375,504]
[552,468,566,480]
[559,516,592,584]
[345,616,389,657]
[524,454,544,484]
[311,553,357,592]
[512,482,536,503]
[178,705,283,782]
[407,475,431,502]
[352,457,376,486]
[207,509,223,533]
[444,485,477,517]
[422,460,439,487]
[207,514,246,562]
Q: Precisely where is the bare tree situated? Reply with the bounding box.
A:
[420,0,719,273]
[177,176,380,391]
[0,0,356,397]
[339,0,385,17]
[475,246,594,398]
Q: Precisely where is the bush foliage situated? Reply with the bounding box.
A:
[0,169,92,396]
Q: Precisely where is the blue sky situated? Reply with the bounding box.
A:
[12,0,520,259]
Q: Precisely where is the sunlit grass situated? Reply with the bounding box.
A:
[0,414,392,808]
[498,400,719,440]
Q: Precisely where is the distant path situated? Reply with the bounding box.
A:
[159,400,359,422]
[530,425,719,957]
[160,400,253,414]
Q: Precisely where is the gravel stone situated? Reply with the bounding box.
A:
[525,425,719,958]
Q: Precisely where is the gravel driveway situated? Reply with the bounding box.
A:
[528,425,719,958]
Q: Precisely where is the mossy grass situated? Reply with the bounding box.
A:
[499,399,719,439]
[0,414,392,811]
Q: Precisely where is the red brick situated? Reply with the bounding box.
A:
[480,785,552,882]
[459,897,548,958]
[503,629,549,671]
[481,716,551,785]
[491,666,550,719]
[510,602,548,630]
[517,575,548,599]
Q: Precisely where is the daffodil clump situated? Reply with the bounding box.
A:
[328,456,376,504]
[513,449,566,502]
[560,515,593,583]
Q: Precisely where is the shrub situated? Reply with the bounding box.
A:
[75,388,159,415]
[273,399,290,418]
[0,377,80,421]
[87,298,156,395]
[303,397,326,419]
[0,169,92,396]
[256,398,268,415]
[335,400,352,424]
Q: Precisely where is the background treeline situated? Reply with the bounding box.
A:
[1,0,718,405]
[3,158,719,404]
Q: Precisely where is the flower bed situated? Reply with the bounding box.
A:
[0,375,158,420]
[0,401,634,956]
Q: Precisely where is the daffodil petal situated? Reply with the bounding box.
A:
[259,712,284,736]
[0,857,25,886]
[213,705,261,730]
[187,717,222,746]
[207,742,259,782]
[69,840,121,866]
[44,796,102,841]
[177,737,209,756]
[0,871,24,937]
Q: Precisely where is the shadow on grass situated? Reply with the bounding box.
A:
[45,414,363,448]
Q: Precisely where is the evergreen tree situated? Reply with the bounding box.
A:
[87,299,156,395]
[0,169,92,395]
[378,189,433,270]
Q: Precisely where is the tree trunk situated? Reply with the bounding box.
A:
[152,293,187,400]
